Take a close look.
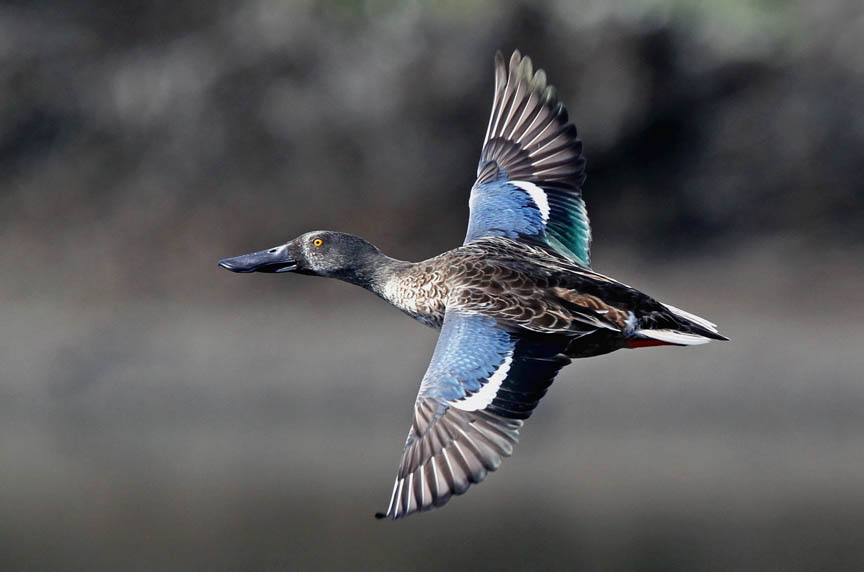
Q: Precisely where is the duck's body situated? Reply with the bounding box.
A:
[219,51,727,520]
[368,236,722,354]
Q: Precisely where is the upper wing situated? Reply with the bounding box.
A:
[375,310,571,520]
[465,50,591,267]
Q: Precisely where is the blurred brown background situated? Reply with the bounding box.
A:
[2,1,863,570]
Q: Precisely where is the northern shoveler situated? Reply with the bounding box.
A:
[219,50,728,520]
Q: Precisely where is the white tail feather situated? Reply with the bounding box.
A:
[638,329,713,346]
[663,303,719,333]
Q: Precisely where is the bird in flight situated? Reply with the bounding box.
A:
[219,50,727,520]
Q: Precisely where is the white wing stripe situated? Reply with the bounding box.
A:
[511,181,550,223]
[451,352,514,411]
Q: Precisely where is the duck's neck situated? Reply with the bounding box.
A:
[336,251,446,329]
[333,251,412,297]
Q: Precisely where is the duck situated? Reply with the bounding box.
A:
[219,50,728,520]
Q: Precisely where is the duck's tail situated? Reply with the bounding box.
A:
[626,303,729,348]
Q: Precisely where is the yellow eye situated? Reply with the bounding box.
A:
[313,238,323,247]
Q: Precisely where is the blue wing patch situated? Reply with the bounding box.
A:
[464,177,547,243]
[418,312,514,403]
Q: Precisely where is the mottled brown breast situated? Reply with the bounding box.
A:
[380,259,449,328]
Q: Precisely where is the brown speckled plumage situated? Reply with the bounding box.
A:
[376,236,709,350]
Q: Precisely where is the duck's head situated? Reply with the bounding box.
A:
[218,231,384,283]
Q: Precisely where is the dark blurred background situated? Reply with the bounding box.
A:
[2,1,863,570]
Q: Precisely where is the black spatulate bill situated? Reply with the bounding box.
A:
[218,246,297,273]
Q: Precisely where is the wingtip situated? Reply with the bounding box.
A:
[374,511,389,520]
[520,54,533,83]
[509,49,521,70]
